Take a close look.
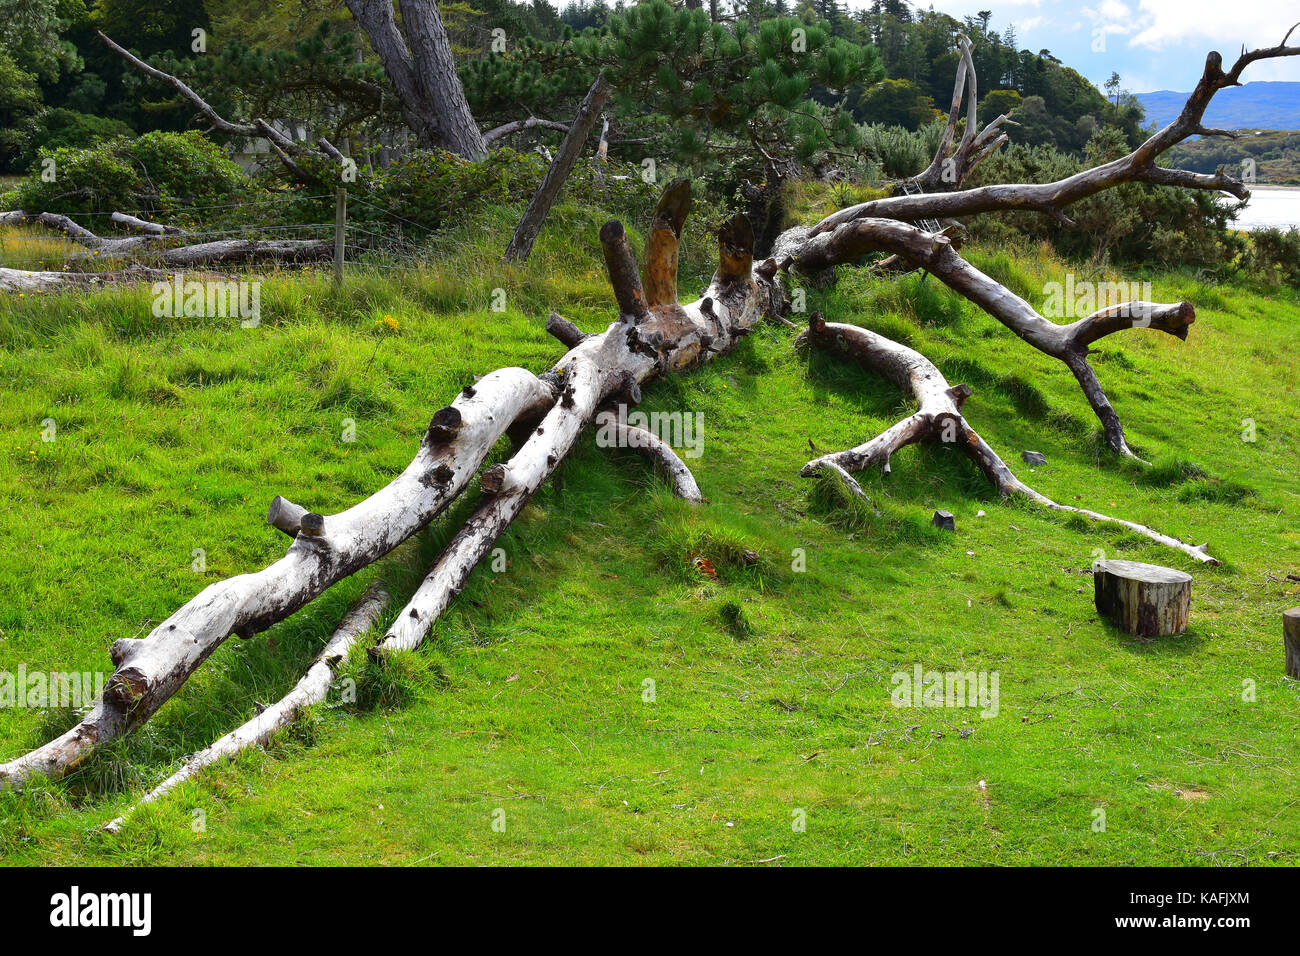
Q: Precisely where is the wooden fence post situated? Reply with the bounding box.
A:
[333,186,346,284]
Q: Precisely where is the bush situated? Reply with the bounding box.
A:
[16,109,133,168]
[373,147,547,232]
[7,131,258,221]
[1244,227,1300,286]
[858,123,929,179]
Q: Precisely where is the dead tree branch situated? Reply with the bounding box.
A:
[811,27,1300,233]
[102,583,390,831]
[0,369,556,788]
[798,314,1218,564]
[790,217,1194,458]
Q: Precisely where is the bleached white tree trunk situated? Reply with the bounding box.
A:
[102,583,390,832]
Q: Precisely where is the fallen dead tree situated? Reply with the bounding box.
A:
[4,32,1294,803]
[770,29,1300,458]
[788,217,1195,459]
[0,366,557,787]
[0,210,333,290]
[1,178,779,790]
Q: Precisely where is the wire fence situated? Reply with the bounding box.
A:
[0,191,436,276]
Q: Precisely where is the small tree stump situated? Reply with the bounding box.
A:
[932,510,955,531]
[1285,608,1300,678]
[1093,559,1192,636]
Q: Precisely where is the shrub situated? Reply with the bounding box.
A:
[7,131,258,220]
[16,109,133,168]
[373,147,547,232]
[1244,227,1300,287]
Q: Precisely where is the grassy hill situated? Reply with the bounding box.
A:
[1,199,1298,865]
[1163,130,1300,187]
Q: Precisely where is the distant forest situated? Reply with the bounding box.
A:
[1,0,1148,174]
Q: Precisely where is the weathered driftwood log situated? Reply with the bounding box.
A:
[151,239,333,267]
[797,314,1218,564]
[102,582,390,832]
[0,367,555,789]
[1,208,334,284]
[1093,559,1193,636]
[1284,607,1300,678]
[0,267,112,293]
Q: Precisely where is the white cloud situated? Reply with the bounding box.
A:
[1128,0,1297,52]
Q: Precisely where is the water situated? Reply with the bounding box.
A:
[1231,185,1300,232]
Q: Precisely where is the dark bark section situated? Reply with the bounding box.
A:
[344,0,487,159]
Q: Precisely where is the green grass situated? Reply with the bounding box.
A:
[1,200,1298,865]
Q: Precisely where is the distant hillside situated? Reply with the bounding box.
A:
[1138,81,1300,130]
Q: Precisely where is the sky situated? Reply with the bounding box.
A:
[866,0,1300,93]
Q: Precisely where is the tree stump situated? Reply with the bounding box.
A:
[1093,559,1192,636]
[1285,608,1300,678]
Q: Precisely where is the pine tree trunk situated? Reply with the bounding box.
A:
[345,0,487,160]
